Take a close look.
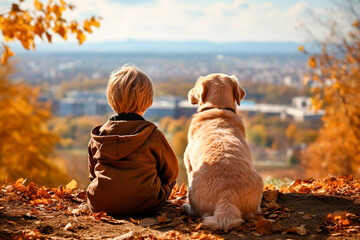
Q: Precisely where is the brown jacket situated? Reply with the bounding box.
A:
[86,118,179,216]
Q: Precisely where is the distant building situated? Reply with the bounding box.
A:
[144,99,176,118]
[286,96,325,122]
[57,91,112,116]
[238,96,324,122]
[291,96,312,109]
[144,96,192,118]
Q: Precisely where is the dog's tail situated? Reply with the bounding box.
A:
[202,198,243,231]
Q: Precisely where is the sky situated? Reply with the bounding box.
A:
[0,0,350,43]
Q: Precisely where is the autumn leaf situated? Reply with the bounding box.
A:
[77,30,86,45]
[65,179,77,191]
[34,0,43,10]
[129,217,140,225]
[90,16,100,28]
[157,213,167,223]
[263,190,279,202]
[194,223,202,231]
[308,57,317,68]
[255,217,272,234]
[83,19,92,33]
[70,21,78,33]
[286,225,307,235]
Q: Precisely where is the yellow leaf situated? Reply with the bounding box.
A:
[77,30,86,45]
[353,20,359,27]
[308,57,317,68]
[34,0,43,10]
[53,24,67,40]
[298,45,304,52]
[83,19,92,33]
[65,179,77,190]
[70,21,78,33]
[90,16,100,28]
[52,5,61,18]
[34,22,45,36]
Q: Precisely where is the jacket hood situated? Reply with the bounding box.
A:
[91,120,157,161]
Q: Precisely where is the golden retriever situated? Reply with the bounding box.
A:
[182,73,263,231]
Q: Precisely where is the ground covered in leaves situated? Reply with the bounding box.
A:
[1,176,360,239]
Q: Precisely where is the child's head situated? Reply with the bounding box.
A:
[106,65,154,114]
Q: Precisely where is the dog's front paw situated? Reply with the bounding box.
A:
[181,203,198,217]
[181,203,192,216]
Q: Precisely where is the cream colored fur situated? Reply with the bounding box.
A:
[183,73,263,231]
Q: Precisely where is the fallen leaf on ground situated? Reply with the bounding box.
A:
[194,223,202,231]
[65,179,77,191]
[157,213,167,223]
[255,217,272,234]
[263,190,279,202]
[286,225,307,235]
[129,217,140,225]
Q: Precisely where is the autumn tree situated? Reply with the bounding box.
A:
[0,64,69,185]
[0,0,101,185]
[301,1,360,177]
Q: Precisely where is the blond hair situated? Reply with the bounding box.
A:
[106,65,153,114]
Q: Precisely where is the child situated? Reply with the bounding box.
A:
[86,65,179,216]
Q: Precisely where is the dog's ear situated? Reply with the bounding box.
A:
[230,75,246,105]
[188,88,198,104]
[188,77,208,105]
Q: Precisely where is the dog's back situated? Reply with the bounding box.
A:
[185,110,263,230]
[183,73,263,231]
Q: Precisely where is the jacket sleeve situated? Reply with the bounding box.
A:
[88,139,97,182]
[153,130,179,185]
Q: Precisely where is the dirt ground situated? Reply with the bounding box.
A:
[1,178,360,240]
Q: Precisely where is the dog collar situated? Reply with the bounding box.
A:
[199,107,236,113]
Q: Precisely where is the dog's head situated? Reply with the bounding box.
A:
[188,73,246,107]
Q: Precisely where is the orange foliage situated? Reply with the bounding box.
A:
[302,20,360,177]
[171,131,188,156]
[280,175,360,198]
[323,211,360,233]
[0,0,101,64]
[0,64,68,185]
